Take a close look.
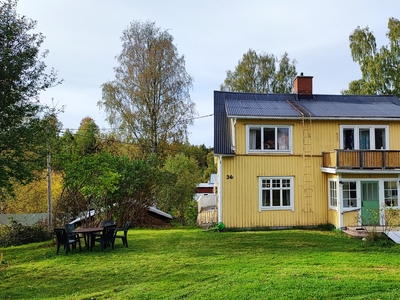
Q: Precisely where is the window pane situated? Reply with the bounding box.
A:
[359,129,370,149]
[277,128,289,150]
[249,128,261,150]
[262,190,270,206]
[264,128,275,149]
[282,190,290,206]
[384,180,398,207]
[272,190,280,206]
[375,128,386,149]
[343,128,354,150]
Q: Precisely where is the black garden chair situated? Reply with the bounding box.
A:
[114,221,131,247]
[94,224,116,252]
[64,223,84,246]
[54,228,82,255]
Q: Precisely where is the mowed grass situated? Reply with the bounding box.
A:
[1,228,400,299]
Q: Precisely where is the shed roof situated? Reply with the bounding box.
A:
[214,91,400,155]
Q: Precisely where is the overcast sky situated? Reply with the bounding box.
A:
[16,1,400,147]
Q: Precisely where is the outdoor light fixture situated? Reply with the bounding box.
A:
[339,181,344,185]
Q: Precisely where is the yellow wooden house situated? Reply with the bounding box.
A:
[214,75,400,229]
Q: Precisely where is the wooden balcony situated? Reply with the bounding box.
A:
[322,150,400,169]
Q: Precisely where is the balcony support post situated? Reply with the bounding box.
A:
[359,151,364,169]
[336,151,340,168]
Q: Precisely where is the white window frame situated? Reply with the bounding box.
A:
[328,179,338,210]
[341,181,358,210]
[340,125,389,150]
[259,176,294,211]
[246,125,292,154]
[384,180,399,208]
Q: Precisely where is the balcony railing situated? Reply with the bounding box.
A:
[322,150,400,169]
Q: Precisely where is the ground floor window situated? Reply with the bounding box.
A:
[342,181,357,208]
[259,177,293,210]
[384,181,399,207]
[330,179,399,210]
[329,180,337,209]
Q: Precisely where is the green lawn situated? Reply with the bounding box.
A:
[1,228,400,299]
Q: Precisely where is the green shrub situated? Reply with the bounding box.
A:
[0,220,53,247]
[183,200,198,226]
[317,223,335,231]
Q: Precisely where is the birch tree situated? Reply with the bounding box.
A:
[99,20,196,156]
[343,17,400,96]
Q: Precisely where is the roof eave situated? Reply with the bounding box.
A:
[227,115,400,121]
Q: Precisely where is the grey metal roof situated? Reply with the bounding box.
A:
[214,91,400,155]
[214,91,233,155]
[224,94,400,119]
[300,95,400,118]
[225,98,301,117]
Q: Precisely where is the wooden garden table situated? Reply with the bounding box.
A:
[72,227,103,251]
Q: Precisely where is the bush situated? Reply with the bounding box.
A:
[317,223,335,231]
[183,201,198,226]
[0,220,53,247]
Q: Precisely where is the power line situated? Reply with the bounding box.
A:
[59,113,213,132]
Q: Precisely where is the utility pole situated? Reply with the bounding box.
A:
[47,151,52,230]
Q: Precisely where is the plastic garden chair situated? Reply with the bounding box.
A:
[64,223,84,246]
[94,224,116,252]
[54,228,81,255]
[114,221,130,247]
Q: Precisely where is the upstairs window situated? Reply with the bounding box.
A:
[341,126,388,150]
[247,126,291,153]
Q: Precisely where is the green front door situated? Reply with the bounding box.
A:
[361,181,380,225]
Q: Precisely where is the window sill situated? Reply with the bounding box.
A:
[342,208,361,213]
[260,207,294,211]
[248,150,292,154]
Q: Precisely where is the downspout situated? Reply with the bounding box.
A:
[231,118,236,152]
[338,176,343,229]
[218,155,223,223]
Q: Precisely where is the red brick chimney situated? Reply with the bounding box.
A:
[293,73,313,95]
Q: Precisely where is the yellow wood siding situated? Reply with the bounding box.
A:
[328,209,339,227]
[343,211,359,226]
[221,155,328,228]
[220,118,400,228]
[235,119,400,155]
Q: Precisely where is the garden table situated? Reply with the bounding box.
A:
[72,227,103,251]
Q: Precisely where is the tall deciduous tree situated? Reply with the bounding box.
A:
[220,49,297,93]
[0,0,60,197]
[343,17,400,96]
[99,20,196,156]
